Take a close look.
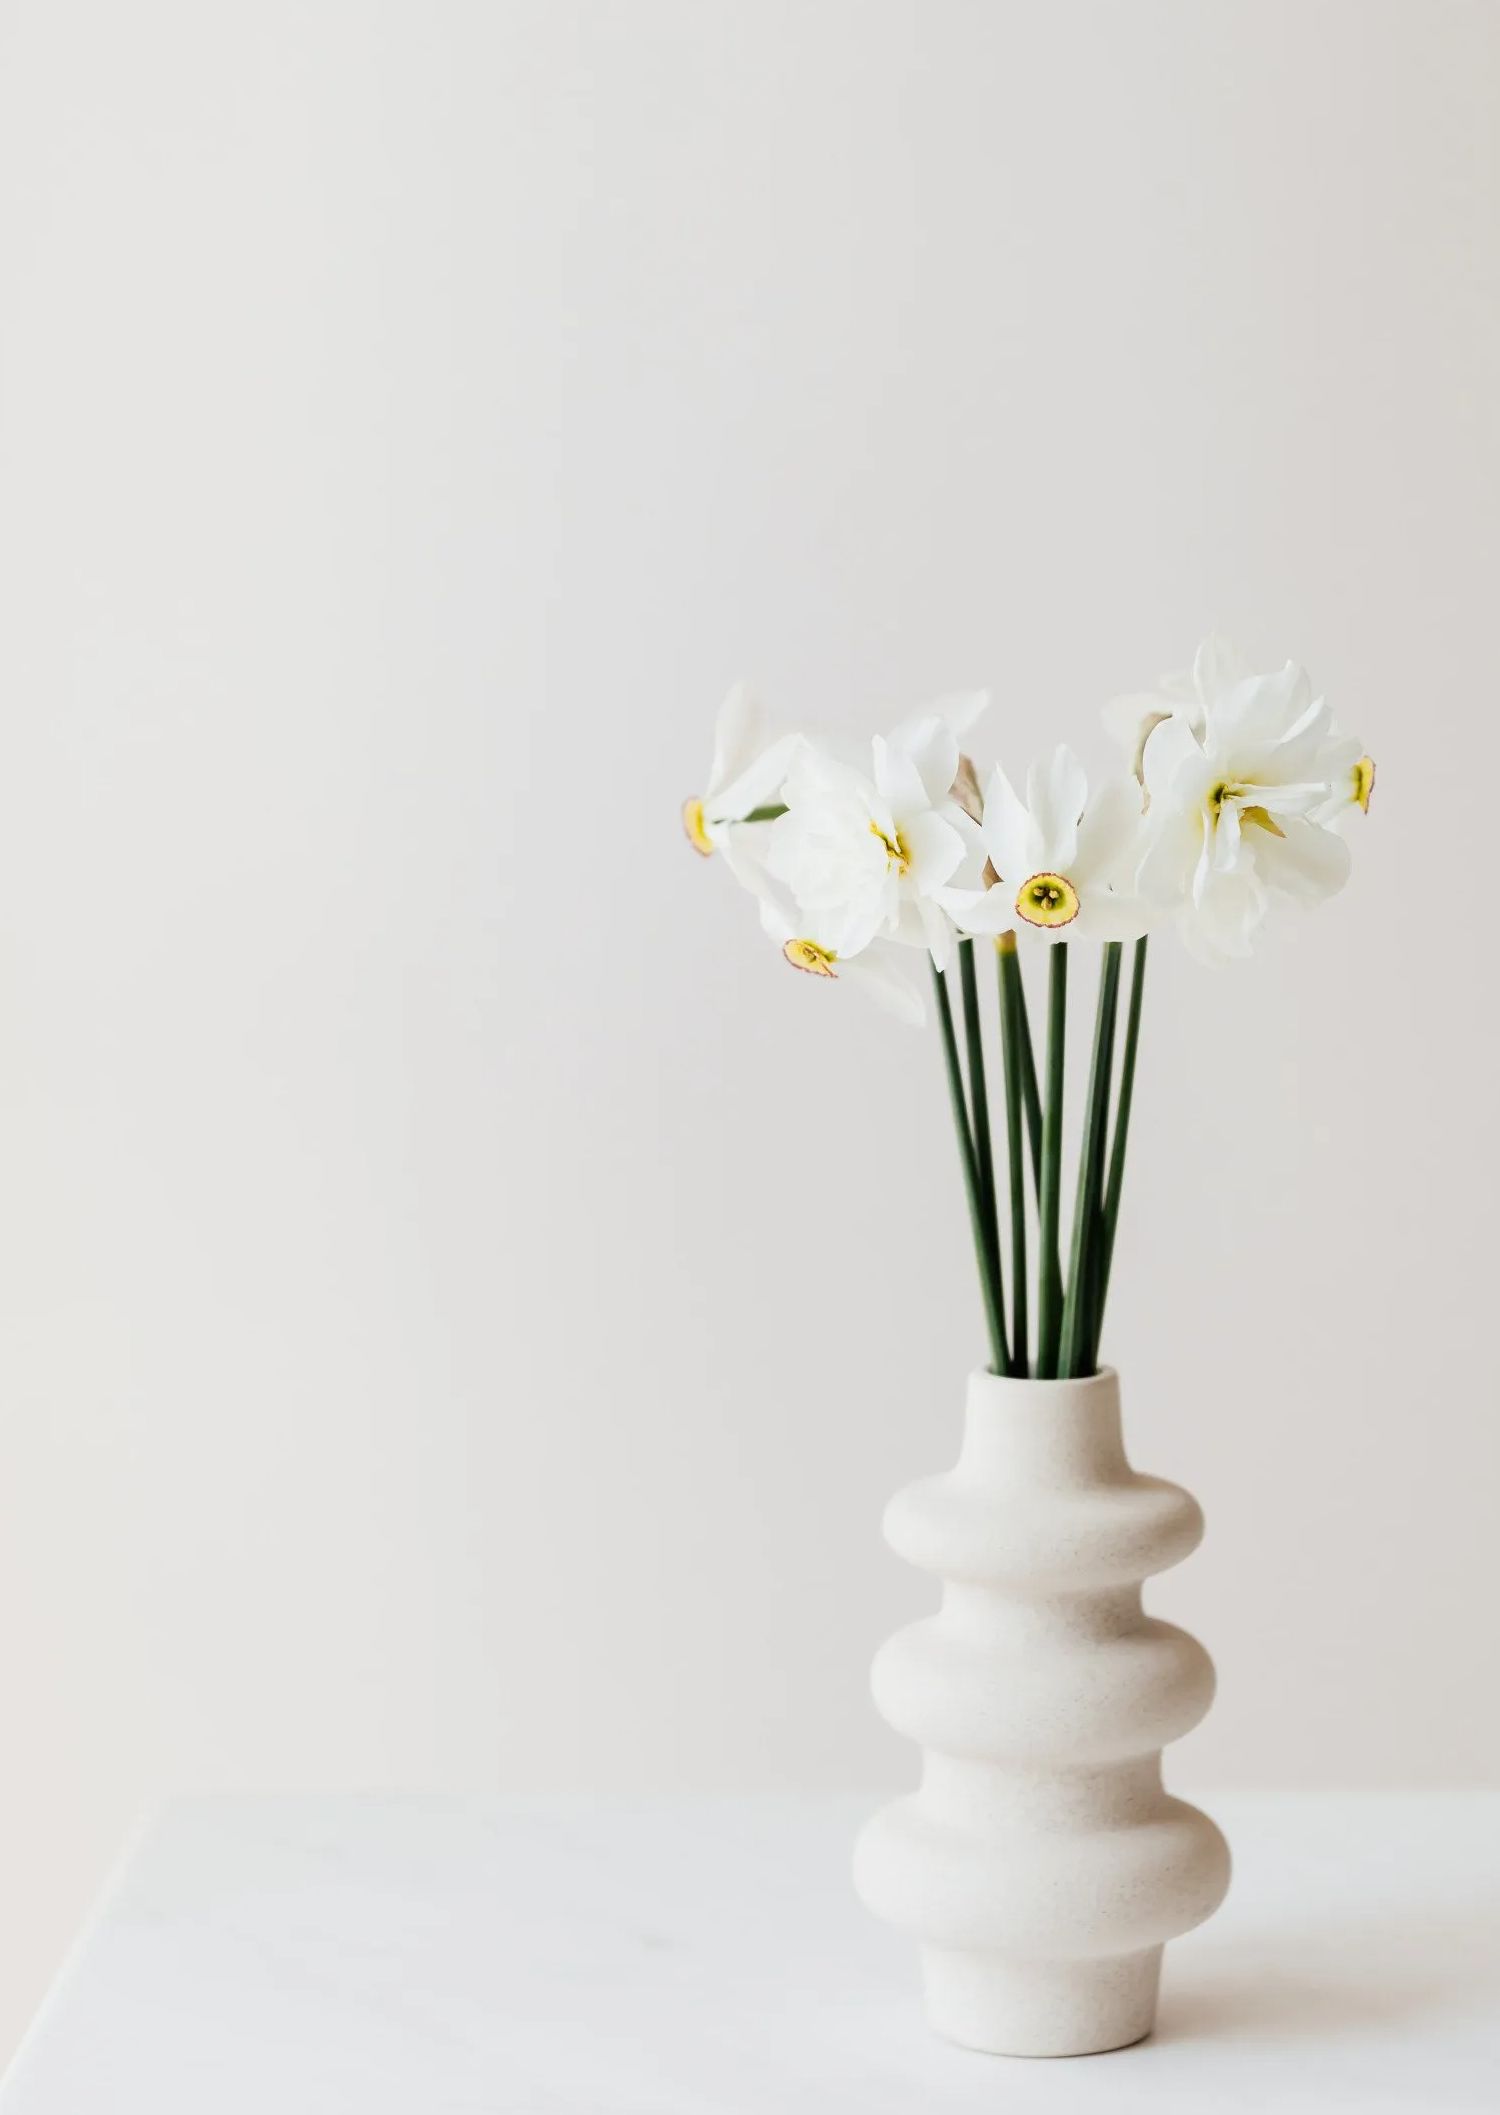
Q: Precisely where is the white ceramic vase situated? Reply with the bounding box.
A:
[854,1367,1230,2057]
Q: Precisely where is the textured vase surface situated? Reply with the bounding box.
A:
[854,1367,1229,2057]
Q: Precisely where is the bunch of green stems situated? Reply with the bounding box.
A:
[931,933,1148,1381]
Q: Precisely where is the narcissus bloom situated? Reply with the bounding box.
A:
[765,700,988,973]
[731,833,926,1024]
[686,645,1373,1016]
[681,682,801,858]
[1135,656,1353,961]
[681,644,1374,1395]
[939,746,1150,946]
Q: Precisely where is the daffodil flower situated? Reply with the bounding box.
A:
[682,641,1376,1395]
[730,830,926,1024]
[1135,656,1352,960]
[764,701,989,974]
[939,746,1150,946]
[681,682,802,858]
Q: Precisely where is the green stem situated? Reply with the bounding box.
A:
[1001,937,1061,1327]
[1035,945,1069,1378]
[742,802,787,823]
[1013,964,1044,1190]
[931,960,1009,1376]
[989,935,1044,1191]
[1093,935,1148,1361]
[1085,1200,1108,1379]
[1058,942,1124,1378]
[958,941,1007,1367]
[997,938,1029,1378]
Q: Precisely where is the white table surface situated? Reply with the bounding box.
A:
[2,1792,1496,2113]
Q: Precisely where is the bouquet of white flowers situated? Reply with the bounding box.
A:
[685,637,1372,1382]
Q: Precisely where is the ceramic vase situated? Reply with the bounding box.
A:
[853,1367,1230,2057]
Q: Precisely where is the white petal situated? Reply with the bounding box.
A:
[817,884,895,960]
[902,810,966,892]
[1244,778,1328,817]
[718,825,775,903]
[887,714,959,810]
[1251,817,1352,903]
[942,807,990,891]
[979,762,1035,881]
[1251,698,1332,787]
[918,895,957,971]
[754,875,798,944]
[775,894,882,963]
[763,809,804,890]
[1208,664,1309,756]
[1190,864,1266,957]
[708,732,803,823]
[872,734,928,820]
[1212,800,1243,874]
[705,681,762,800]
[1310,734,1363,821]
[1076,775,1146,887]
[782,744,870,810]
[938,882,1014,936]
[1320,732,1363,777]
[1026,745,1087,869]
[1191,814,1218,907]
[1277,689,1329,755]
[888,897,932,949]
[1137,808,1202,905]
[1141,714,1207,805]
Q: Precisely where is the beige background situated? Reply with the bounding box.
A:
[0,0,1495,2064]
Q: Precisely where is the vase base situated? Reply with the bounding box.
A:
[921,1943,1163,2058]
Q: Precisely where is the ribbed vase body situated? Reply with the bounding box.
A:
[854,1368,1229,2056]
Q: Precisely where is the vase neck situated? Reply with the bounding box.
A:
[958,1368,1128,1487]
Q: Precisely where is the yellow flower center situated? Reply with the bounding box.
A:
[681,796,714,857]
[1353,755,1375,813]
[869,821,911,874]
[1014,872,1080,929]
[782,938,838,978]
[1209,782,1289,838]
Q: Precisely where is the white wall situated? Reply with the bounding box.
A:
[0,0,1495,2061]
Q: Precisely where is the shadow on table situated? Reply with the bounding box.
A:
[1156,1890,1500,2046]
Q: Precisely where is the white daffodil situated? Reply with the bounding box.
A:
[1135,653,1352,961]
[764,700,988,974]
[682,681,801,858]
[728,829,926,1024]
[939,746,1150,945]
